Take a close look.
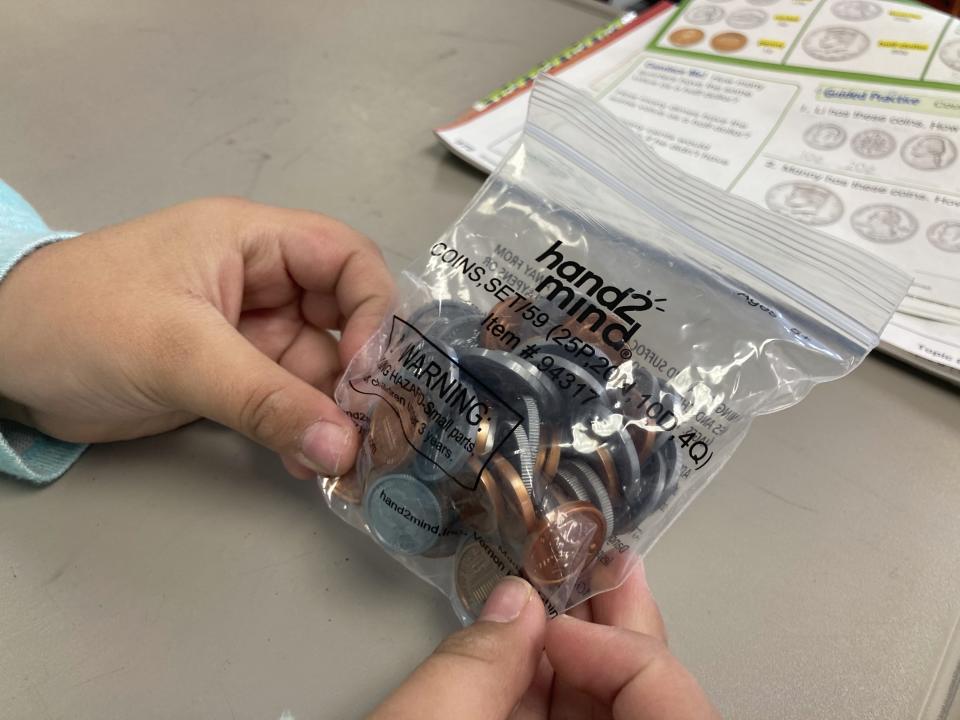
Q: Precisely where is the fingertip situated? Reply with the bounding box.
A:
[281,454,318,480]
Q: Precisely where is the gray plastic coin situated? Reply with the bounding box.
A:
[414,418,478,482]
[657,438,681,510]
[363,473,450,555]
[568,459,616,540]
[533,341,613,406]
[407,299,479,330]
[634,451,668,519]
[458,347,562,411]
[438,311,484,348]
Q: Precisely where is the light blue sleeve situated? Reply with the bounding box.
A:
[0,180,87,484]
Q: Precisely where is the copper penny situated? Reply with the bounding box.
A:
[488,453,537,548]
[451,457,506,537]
[711,32,748,53]
[473,414,495,459]
[669,27,705,46]
[328,471,363,505]
[367,400,414,470]
[454,535,516,620]
[524,501,606,586]
[536,427,562,483]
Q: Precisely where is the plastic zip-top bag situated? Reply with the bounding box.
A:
[323,76,911,623]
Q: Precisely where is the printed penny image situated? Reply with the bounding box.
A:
[685,5,725,24]
[523,501,605,586]
[367,400,415,470]
[831,0,883,21]
[710,32,748,53]
[928,221,960,253]
[850,204,918,243]
[727,8,768,29]
[940,40,960,72]
[851,129,896,159]
[901,134,957,171]
[455,536,515,620]
[669,27,706,46]
[803,122,847,150]
[802,26,870,62]
[765,182,844,226]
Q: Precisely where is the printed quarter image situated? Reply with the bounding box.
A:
[685,5,725,24]
[765,182,844,225]
[803,122,847,150]
[901,134,958,170]
[711,31,749,53]
[746,0,779,6]
[831,1,883,21]
[940,40,960,72]
[669,27,706,46]
[802,26,870,61]
[727,8,768,29]
[851,129,897,159]
[850,205,918,243]
[927,221,960,253]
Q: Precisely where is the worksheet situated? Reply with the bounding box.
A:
[436,0,960,373]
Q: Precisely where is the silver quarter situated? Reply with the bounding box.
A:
[554,463,592,504]
[685,5,725,24]
[901,134,958,171]
[803,122,847,151]
[851,129,896,159]
[927,221,960,253]
[363,473,451,555]
[831,0,882,21]
[765,182,844,226]
[940,40,960,72]
[437,311,484,348]
[727,8,767,29]
[802,26,870,62]
[850,204,918,243]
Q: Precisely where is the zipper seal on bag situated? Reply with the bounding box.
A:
[516,75,912,351]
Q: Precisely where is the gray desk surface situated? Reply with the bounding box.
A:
[2,1,959,718]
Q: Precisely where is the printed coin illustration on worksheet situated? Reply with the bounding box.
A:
[685,5,725,24]
[850,204,918,243]
[803,123,848,150]
[831,0,883,21]
[927,221,960,253]
[765,182,845,225]
[851,129,897,159]
[803,26,871,61]
[900,135,958,171]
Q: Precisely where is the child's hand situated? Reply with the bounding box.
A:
[370,565,720,720]
[0,198,393,478]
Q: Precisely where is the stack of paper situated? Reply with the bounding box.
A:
[437,0,960,381]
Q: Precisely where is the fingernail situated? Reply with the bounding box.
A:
[479,577,532,623]
[298,421,352,476]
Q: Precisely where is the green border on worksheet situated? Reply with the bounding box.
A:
[646,0,960,93]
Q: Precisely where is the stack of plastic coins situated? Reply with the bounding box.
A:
[356,296,683,619]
